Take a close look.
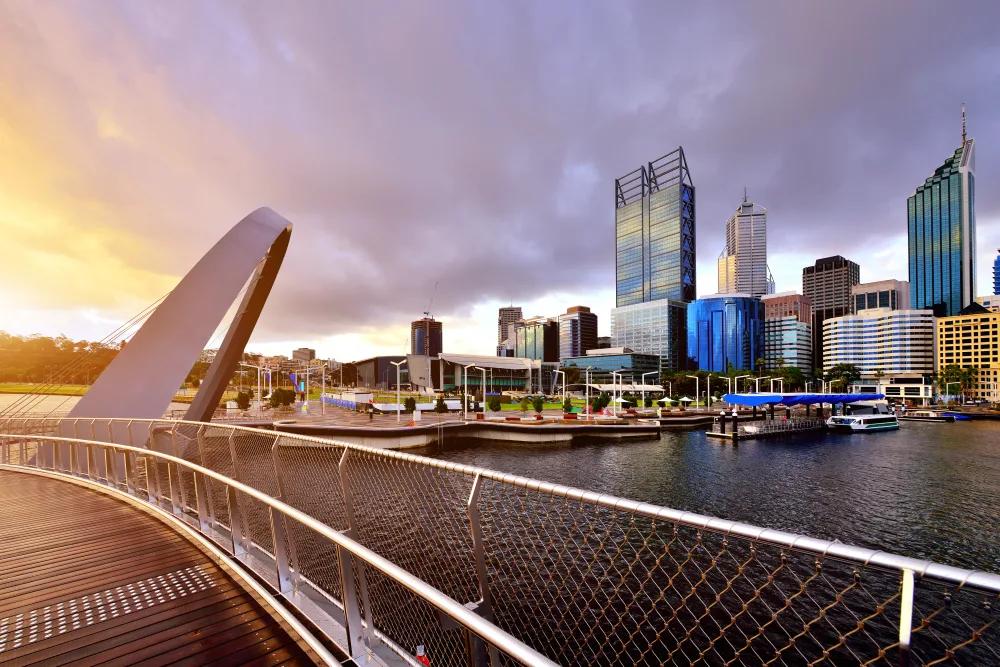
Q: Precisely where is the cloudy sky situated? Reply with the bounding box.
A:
[1,1,998,360]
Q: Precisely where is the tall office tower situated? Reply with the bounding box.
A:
[511,317,559,362]
[907,108,976,316]
[557,306,598,359]
[802,255,860,371]
[852,279,910,313]
[994,250,1000,295]
[410,316,443,357]
[717,196,771,297]
[497,306,522,355]
[760,293,812,372]
[612,148,695,370]
[614,147,696,306]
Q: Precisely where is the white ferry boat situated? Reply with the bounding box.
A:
[897,410,956,423]
[826,414,900,432]
[826,400,899,432]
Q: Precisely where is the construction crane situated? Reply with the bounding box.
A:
[424,280,439,319]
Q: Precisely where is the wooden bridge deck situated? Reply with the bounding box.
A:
[0,469,319,666]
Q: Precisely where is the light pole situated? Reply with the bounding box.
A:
[734,374,750,394]
[321,362,326,415]
[641,371,656,408]
[610,371,623,416]
[554,369,566,409]
[770,378,784,393]
[685,375,700,411]
[706,374,713,409]
[944,381,959,403]
[390,360,406,423]
[722,376,733,394]
[583,366,593,418]
[474,367,487,414]
[239,362,265,413]
[463,363,475,421]
[754,376,771,393]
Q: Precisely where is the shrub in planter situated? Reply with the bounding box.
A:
[235,391,251,410]
[563,397,573,413]
[404,396,417,412]
[644,396,653,408]
[532,396,544,414]
[488,396,502,412]
[519,396,531,412]
[434,396,447,413]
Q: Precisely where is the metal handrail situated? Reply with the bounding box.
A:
[6,415,1000,593]
[0,432,558,667]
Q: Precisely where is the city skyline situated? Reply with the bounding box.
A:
[1,3,999,361]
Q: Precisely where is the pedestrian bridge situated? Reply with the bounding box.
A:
[2,417,998,666]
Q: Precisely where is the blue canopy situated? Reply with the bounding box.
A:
[721,393,885,407]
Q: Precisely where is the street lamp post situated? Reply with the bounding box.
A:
[463,363,475,421]
[610,371,623,416]
[474,367,487,415]
[553,369,566,409]
[583,367,593,419]
[641,371,656,408]
[734,374,750,395]
[706,374,713,409]
[770,378,784,393]
[754,376,771,393]
[390,360,406,423]
[944,381,959,403]
[685,375,700,412]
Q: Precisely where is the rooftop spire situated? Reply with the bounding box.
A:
[961,102,967,144]
[743,186,748,203]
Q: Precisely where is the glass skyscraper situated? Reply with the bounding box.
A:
[993,249,999,295]
[686,294,764,372]
[612,148,694,372]
[615,147,695,306]
[907,129,976,316]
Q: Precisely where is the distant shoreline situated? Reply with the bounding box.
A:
[0,383,206,404]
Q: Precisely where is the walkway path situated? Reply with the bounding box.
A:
[0,469,318,666]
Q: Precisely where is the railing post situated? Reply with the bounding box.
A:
[124,451,137,495]
[227,485,247,560]
[194,425,217,527]
[194,471,212,533]
[271,436,299,591]
[338,449,374,650]
[104,447,116,486]
[898,568,914,667]
[269,506,293,594]
[336,544,368,661]
[167,462,182,516]
[467,473,497,667]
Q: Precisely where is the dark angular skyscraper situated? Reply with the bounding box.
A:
[907,113,976,316]
[410,316,442,357]
[802,255,860,371]
[614,147,696,306]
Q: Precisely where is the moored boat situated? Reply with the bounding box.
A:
[826,414,900,432]
[898,410,956,423]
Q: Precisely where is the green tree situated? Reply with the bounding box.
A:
[434,396,447,413]
[519,396,531,412]
[532,395,544,413]
[562,396,573,413]
[404,396,417,412]
[825,364,861,389]
[235,391,251,410]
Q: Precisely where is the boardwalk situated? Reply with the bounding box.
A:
[0,469,318,666]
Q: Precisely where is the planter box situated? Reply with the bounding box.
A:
[563,413,578,420]
[476,413,485,421]
[505,416,521,422]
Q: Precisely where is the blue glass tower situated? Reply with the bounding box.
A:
[686,294,764,372]
[993,250,999,295]
[907,125,975,316]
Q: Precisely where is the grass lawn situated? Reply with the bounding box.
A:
[0,383,89,396]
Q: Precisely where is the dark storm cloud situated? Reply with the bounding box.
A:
[3,1,998,341]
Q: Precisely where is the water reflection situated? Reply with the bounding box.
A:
[431,421,1000,572]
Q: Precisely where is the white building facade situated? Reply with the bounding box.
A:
[610,299,687,372]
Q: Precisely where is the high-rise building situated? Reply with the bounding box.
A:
[803,255,860,371]
[557,306,598,360]
[410,316,443,357]
[596,336,612,349]
[612,148,694,371]
[686,294,764,372]
[760,293,812,373]
[292,348,316,362]
[497,306,522,355]
[823,309,935,378]
[852,279,910,313]
[615,147,696,306]
[907,110,976,316]
[937,310,1000,403]
[511,317,559,362]
[611,299,688,372]
[717,196,772,297]
[993,249,1000,295]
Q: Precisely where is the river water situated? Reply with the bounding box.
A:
[432,420,1000,573]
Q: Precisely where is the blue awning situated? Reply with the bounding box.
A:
[721,393,885,406]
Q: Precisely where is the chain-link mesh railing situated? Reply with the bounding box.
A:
[3,417,999,666]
